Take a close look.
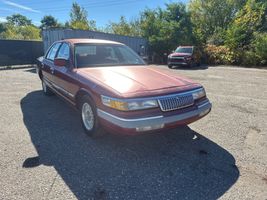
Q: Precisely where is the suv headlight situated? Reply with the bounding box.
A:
[192,88,206,100]
[101,96,158,111]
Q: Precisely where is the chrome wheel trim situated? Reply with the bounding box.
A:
[82,102,94,131]
[42,81,47,93]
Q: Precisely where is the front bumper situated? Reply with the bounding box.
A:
[97,100,211,134]
[168,58,190,66]
[168,61,189,65]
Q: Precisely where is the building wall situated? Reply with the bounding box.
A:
[42,29,148,55]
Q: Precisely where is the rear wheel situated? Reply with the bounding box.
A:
[42,80,53,96]
[79,95,105,137]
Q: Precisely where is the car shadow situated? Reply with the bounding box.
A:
[21,91,239,200]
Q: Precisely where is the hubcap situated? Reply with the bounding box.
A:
[42,81,47,93]
[82,102,94,131]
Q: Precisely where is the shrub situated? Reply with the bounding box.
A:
[239,33,267,66]
[241,51,258,66]
[253,33,267,65]
[204,44,235,65]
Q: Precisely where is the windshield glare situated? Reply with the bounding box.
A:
[75,44,145,68]
[175,47,193,54]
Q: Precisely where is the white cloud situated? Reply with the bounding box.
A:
[2,0,41,13]
[0,17,7,22]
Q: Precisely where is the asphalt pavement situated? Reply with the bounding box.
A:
[0,65,266,200]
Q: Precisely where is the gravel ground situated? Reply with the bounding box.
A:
[0,65,266,200]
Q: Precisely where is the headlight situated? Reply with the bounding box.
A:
[192,88,206,100]
[101,96,158,111]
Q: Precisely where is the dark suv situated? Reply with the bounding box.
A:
[167,46,202,68]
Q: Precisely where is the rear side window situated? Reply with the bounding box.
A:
[57,43,70,60]
[46,43,61,61]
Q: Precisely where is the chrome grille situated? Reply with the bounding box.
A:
[170,57,184,62]
[158,95,194,112]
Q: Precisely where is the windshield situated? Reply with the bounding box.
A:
[74,43,145,68]
[175,47,193,54]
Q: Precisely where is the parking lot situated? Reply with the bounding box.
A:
[0,65,266,200]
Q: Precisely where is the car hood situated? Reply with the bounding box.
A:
[170,52,192,57]
[77,66,200,97]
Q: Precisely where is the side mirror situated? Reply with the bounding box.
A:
[54,58,67,67]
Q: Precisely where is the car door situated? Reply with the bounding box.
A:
[53,42,79,103]
[42,42,61,88]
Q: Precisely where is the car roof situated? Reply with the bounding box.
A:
[59,38,123,45]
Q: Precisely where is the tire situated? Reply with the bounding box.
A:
[168,64,173,69]
[42,80,54,96]
[79,95,105,137]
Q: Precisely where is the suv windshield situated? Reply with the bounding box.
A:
[175,47,193,54]
[75,43,145,68]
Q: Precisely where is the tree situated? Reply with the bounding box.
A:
[19,25,41,40]
[140,3,195,58]
[40,15,59,29]
[0,23,14,39]
[0,14,40,40]
[69,2,89,30]
[253,32,267,64]
[0,23,7,34]
[6,14,32,26]
[1,24,40,40]
[188,0,246,43]
[106,16,141,36]
[225,0,266,50]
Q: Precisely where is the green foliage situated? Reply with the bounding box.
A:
[0,24,40,40]
[6,14,32,26]
[0,23,7,34]
[207,28,226,46]
[106,16,141,37]
[140,3,195,57]
[19,25,41,40]
[251,32,267,65]
[189,0,246,43]
[241,51,258,66]
[225,0,266,50]
[68,2,97,30]
[69,2,89,30]
[70,2,88,24]
[0,14,40,40]
[40,15,59,29]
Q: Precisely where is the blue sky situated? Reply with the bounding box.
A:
[0,0,188,27]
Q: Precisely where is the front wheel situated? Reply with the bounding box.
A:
[80,95,105,137]
[168,64,173,69]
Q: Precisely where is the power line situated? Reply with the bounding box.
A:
[29,0,145,12]
[11,0,147,11]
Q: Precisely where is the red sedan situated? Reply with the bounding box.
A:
[36,39,211,137]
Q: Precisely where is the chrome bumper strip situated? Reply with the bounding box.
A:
[97,100,212,129]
